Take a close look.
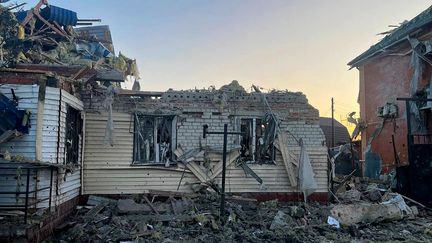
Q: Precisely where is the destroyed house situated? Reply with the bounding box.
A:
[0,70,126,232]
[80,83,329,201]
[0,72,84,230]
[348,6,432,205]
[0,1,140,240]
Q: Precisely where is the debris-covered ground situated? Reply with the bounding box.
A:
[47,190,432,243]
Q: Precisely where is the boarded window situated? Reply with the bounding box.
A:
[239,117,276,163]
[133,115,176,164]
[65,106,82,164]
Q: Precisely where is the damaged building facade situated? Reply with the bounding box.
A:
[349,6,432,205]
[0,77,83,218]
[0,1,138,241]
[81,83,329,201]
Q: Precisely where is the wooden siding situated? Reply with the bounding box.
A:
[83,112,328,195]
[0,85,83,209]
[0,84,39,159]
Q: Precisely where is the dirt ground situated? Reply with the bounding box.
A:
[46,192,432,243]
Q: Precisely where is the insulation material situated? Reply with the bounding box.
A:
[298,138,317,201]
[103,86,115,146]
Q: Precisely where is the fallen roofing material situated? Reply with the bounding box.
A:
[0,0,138,85]
[80,81,328,201]
[49,181,432,242]
[348,5,432,67]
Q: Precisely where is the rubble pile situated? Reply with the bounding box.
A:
[50,190,432,243]
[0,1,138,78]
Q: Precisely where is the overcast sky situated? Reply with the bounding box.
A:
[21,0,432,128]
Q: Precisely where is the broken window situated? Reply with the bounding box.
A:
[65,106,82,164]
[239,116,276,163]
[133,115,176,164]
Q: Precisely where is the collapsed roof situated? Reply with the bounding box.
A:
[0,0,139,84]
[348,5,432,68]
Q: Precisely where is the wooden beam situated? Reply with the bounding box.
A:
[175,148,209,183]
[20,0,47,26]
[208,149,240,181]
[15,64,125,82]
[33,11,71,41]
[275,132,297,187]
[274,142,298,166]
[0,68,50,74]
[185,161,210,183]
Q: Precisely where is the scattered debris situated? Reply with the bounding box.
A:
[270,210,293,230]
[327,216,340,229]
[117,199,154,214]
[87,195,116,206]
[48,190,432,243]
[338,189,362,202]
[331,193,417,226]
[0,1,139,81]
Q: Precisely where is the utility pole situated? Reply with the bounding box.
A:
[331,97,335,148]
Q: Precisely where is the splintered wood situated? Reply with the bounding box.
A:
[174,148,209,183]
[208,149,240,181]
[174,148,240,184]
[275,131,297,187]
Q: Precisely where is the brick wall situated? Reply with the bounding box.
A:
[81,89,324,149]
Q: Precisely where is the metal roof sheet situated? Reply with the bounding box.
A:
[348,5,432,67]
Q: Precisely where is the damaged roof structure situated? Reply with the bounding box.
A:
[349,5,432,206]
[0,0,140,241]
[0,1,329,239]
[2,1,432,242]
[81,81,328,199]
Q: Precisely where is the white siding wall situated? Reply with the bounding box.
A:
[39,87,84,208]
[83,111,328,195]
[0,84,39,159]
[0,85,83,209]
[56,90,83,206]
[0,85,39,207]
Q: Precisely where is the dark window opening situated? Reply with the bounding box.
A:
[65,106,82,164]
[133,115,176,164]
[239,117,276,163]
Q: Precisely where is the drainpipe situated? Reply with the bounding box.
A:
[80,112,86,195]
[35,79,47,161]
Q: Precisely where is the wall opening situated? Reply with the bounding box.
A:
[133,115,176,165]
[239,117,276,163]
[65,106,82,164]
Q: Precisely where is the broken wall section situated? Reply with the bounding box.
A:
[81,87,328,196]
[0,84,84,210]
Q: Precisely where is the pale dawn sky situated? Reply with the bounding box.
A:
[22,0,432,128]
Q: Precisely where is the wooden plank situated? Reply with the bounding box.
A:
[274,142,299,166]
[185,161,210,183]
[174,148,209,183]
[208,149,240,181]
[275,132,297,187]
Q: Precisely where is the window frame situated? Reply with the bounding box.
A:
[64,105,83,165]
[238,117,276,164]
[132,114,177,165]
